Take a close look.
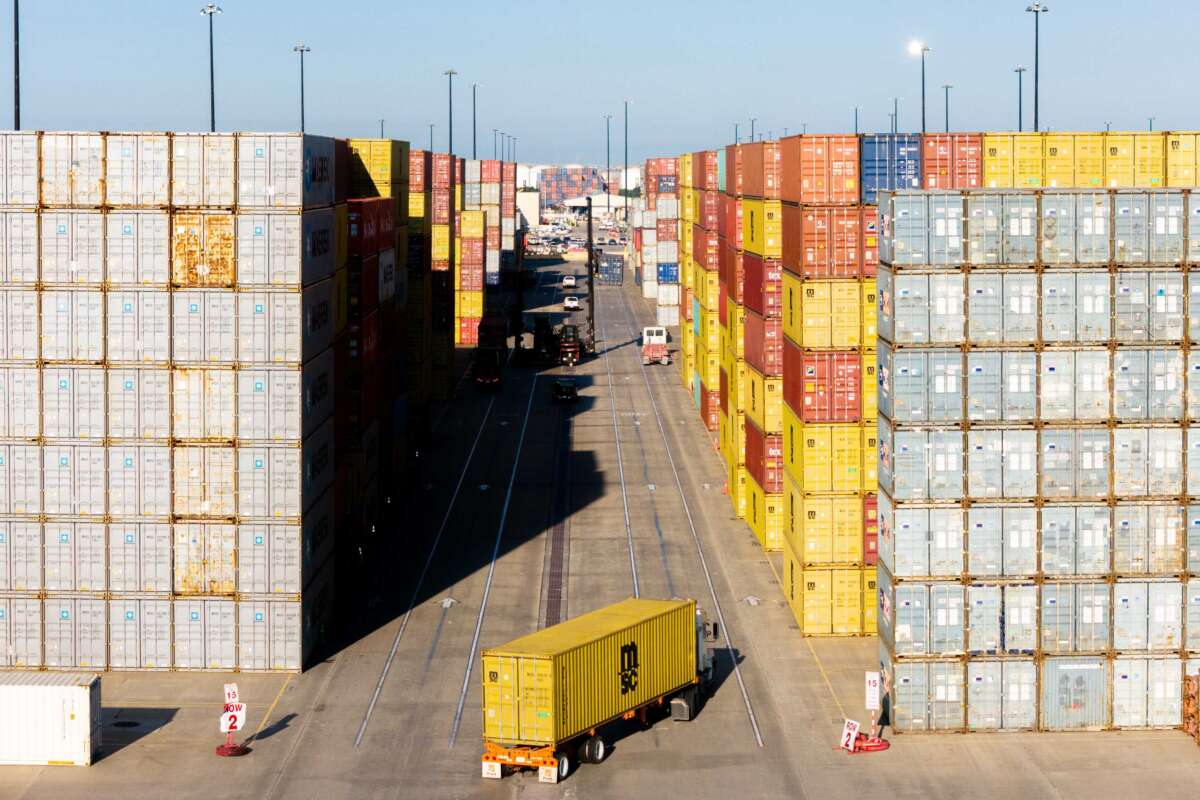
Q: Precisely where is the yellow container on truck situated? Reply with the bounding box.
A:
[480,598,714,783]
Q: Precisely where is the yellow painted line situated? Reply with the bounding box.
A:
[763,552,847,720]
[249,674,293,741]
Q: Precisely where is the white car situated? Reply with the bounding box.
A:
[563,296,581,311]
[561,275,577,288]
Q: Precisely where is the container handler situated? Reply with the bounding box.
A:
[480,598,718,784]
[641,326,670,366]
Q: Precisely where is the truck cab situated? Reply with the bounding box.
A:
[641,327,669,366]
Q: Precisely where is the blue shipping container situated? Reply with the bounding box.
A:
[657,175,678,194]
[861,134,923,205]
[693,373,702,409]
[657,263,680,283]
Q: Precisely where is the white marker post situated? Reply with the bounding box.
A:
[840,719,861,752]
[216,685,250,757]
[865,672,881,712]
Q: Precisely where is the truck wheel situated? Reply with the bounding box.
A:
[579,735,607,764]
[555,752,572,780]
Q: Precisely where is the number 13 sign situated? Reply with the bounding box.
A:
[221,703,248,733]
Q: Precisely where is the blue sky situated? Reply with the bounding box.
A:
[0,1,1194,164]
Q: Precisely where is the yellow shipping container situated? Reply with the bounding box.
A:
[431,223,451,261]
[333,203,348,270]
[1044,132,1105,187]
[784,472,864,565]
[698,268,720,311]
[783,411,864,493]
[699,310,719,354]
[727,408,746,463]
[728,461,748,519]
[788,277,861,349]
[861,280,877,344]
[172,211,234,287]
[745,363,782,434]
[862,566,877,634]
[982,132,1043,188]
[861,351,877,420]
[741,199,783,259]
[680,153,694,189]
[408,192,427,224]
[861,424,878,491]
[456,290,483,319]
[461,210,486,239]
[1167,132,1200,186]
[347,138,409,197]
[455,183,462,212]
[728,358,747,413]
[726,303,745,359]
[480,598,698,750]
[746,471,782,552]
[696,339,719,390]
[682,353,696,390]
[779,556,871,636]
[454,234,462,269]
[680,322,695,358]
[1135,132,1167,187]
[1104,133,1134,187]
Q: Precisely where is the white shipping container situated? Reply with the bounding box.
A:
[108,444,171,518]
[239,418,335,519]
[657,283,680,307]
[41,211,104,285]
[237,134,335,209]
[0,132,39,206]
[0,672,100,765]
[0,444,41,515]
[106,210,170,286]
[41,132,104,207]
[642,278,658,300]
[107,367,170,440]
[43,443,106,516]
[172,598,236,669]
[105,133,170,207]
[0,289,38,361]
[42,522,105,592]
[42,366,105,439]
[656,304,680,328]
[41,290,103,362]
[107,523,171,593]
[174,523,236,595]
[237,280,333,365]
[0,519,41,591]
[170,133,235,207]
[657,196,679,220]
[236,208,335,287]
[171,289,236,364]
[0,366,40,439]
[108,597,171,669]
[172,445,236,517]
[481,184,501,205]
[237,348,334,442]
[238,599,301,671]
[106,288,171,363]
[0,210,38,284]
[172,368,236,441]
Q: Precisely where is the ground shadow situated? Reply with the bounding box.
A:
[248,712,297,742]
[98,706,178,761]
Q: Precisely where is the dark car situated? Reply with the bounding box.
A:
[552,377,579,403]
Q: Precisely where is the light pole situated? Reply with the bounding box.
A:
[623,100,629,218]
[293,44,310,133]
[734,123,739,144]
[1026,4,1049,132]
[854,107,861,134]
[513,136,517,164]
[1105,121,1111,132]
[200,4,221,132]
[1149,117,1155,132]
[444,68,457,154]
[888,112,896,133]
[893,97,899,132]
[493,129,498,160]
[378,119,384,137]
[942,84,952,132]
[428,124,434,152]
[13,0,19,129]
[471,83,478,159]
[605,114,612,216]
[750,117,757,141]
[908,40,929,133]
[1015,67,1026,131]
[784,127,789,137]
[802,122,807,134]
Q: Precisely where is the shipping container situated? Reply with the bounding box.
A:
[921,133,983,190]
[0,672,100,765]
[780,135,859,205]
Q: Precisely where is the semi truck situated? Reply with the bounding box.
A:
[480,598,717,784]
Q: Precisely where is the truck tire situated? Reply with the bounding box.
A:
[579,735,607,764]
[555,752,572,780]
[670,686,700,721]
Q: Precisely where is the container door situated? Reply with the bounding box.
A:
[482,654,521,742]
[238,524,269,594]
[893,662,928,732]
[45,598,75,667]
[966,507,1002,575]
[1041,582,1075,653]
[1148,581,1182,649]
[1001,660,1037,730]
[12,597,39,666]
[174,600,205,668]
[270,601,301,671]
[77,598,106,669]
[1114,582,1149,651]
[968,585,1000,654]
[1076,582,1111,652]
[0,597,9,666]
[239,600,270,671]
[1112,658,1148,728]
[967,661,1001,730]
[76,523,105,592]
[1148,657,1182,726]
[44,522,75,591]
[1003,585,1037,653]
[110,599,140,669]
[143,599,171,669]
[930,585,964,655]
[9,520,40,591]
[895,584,927,655]
[206,599,236,669]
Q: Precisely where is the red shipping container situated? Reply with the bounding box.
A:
[432,153,453,190]
[700,190,720,231]
[455,157,464,185]
[725,239,744,304]
[780,135,860,205]
[432,189,452,225]
[863,494,878,565]
[745,417,783,494]
[700,386,720,432]
[783,343,862,423]
[459,264,484,291]
[744,309,783,376]
[656,218,677,242]
[782,204,868,279]
[459,317,480,346]
[654,157,678,177]
[350,253,380,315]
[742,252,781,318]
[731,198,743,249]
[740,141,782,199]
[694,226,719,270]
[725,144,743,196]
[486,226,501,250]
[922,133,983,189]
[718,194,731,238]
[501,197,516,216]
[481,159,502,183]
[376,198,395,243]
[409,149,429,193]
[502,162,516,181]
[347,198,380,256]
[460,238,484,265]
[361,309,381,371]
[431,259,450,272]
[694,150,718,191]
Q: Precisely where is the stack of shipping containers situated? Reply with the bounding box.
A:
[501,161,518,277]
[640,158,676,304]
[877,185,1200,732]
[428,152,457,399]
[656,159,681,327]
[0,131,340,671]
[688,151,721,430]
[462,159,504,290]
[406,149,435,415]
[455,207,486,345]
[718,144,748,519]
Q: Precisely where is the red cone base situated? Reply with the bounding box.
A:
[216,732,250,757]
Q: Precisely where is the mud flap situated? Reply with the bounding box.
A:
[538,765,559,784]
[482,761,502,779]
